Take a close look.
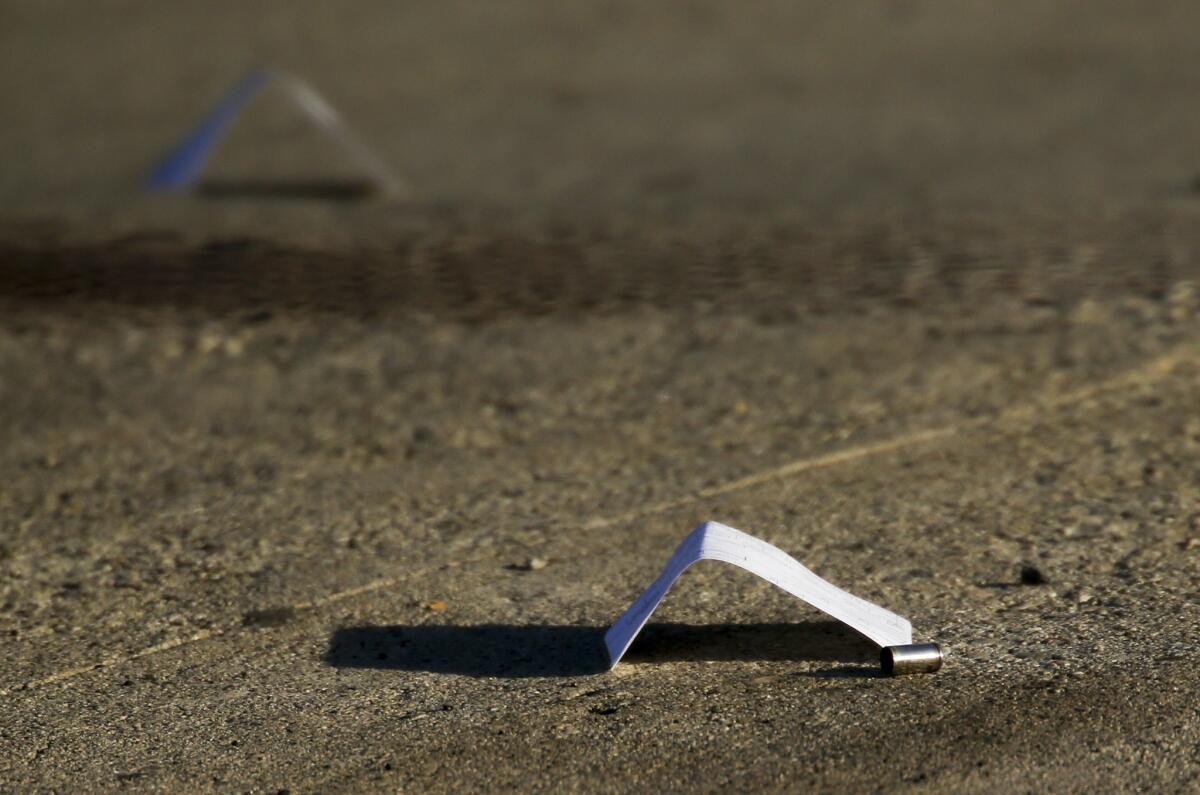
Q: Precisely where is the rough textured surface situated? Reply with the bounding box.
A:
[2,2,1200,792]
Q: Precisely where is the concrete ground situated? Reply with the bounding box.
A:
[2,2,1200,792]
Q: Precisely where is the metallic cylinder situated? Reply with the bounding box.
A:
[881,643,943,676]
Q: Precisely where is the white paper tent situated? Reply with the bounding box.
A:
[604,521,915,669]
[146,67,406,197]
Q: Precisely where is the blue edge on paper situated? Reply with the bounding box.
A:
[145,69,273,191]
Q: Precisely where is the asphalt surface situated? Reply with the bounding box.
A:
[2,2,1200,792]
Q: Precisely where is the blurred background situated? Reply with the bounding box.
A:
[5,1,1200,218]
[3,0,1198,312]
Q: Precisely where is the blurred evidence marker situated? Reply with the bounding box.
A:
[145,67,407,198]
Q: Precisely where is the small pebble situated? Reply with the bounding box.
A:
[510,557,549,571]
[424,601,446,612]
[1019,564,1047,585]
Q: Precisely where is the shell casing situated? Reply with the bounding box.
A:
[881,643,943,676]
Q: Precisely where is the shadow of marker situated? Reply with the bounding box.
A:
[324,620,877,678]
[195,178,377,201]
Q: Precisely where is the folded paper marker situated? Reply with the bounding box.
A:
[146,67,406,197]
[146,69,273,191]
[604,521,940,674]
